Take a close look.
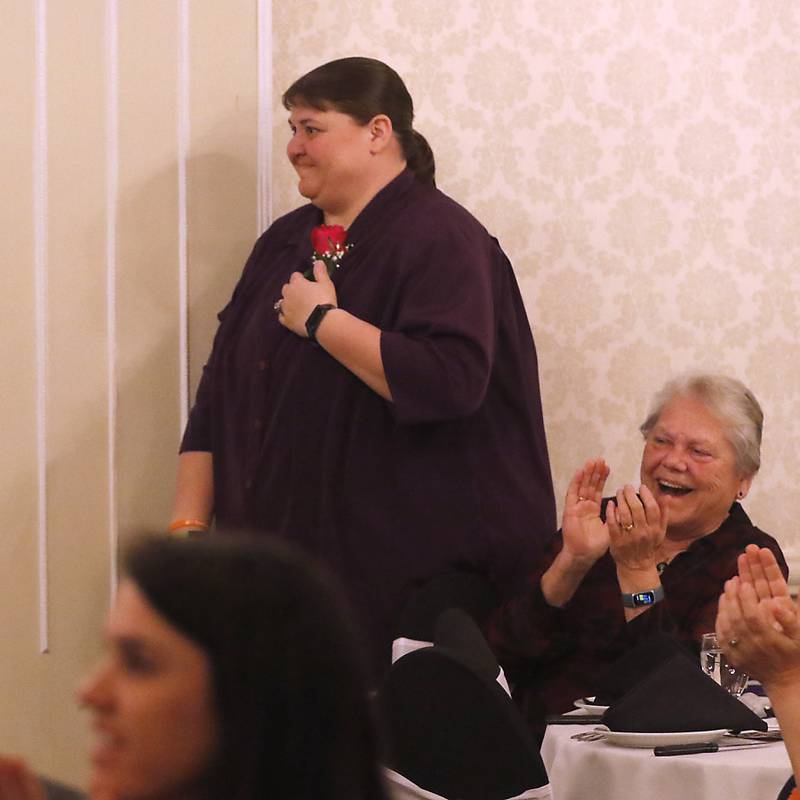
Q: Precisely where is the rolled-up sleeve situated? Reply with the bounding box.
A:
[179,306,228,454]
[380,221,498,425]
[179,231,272,453]
[180,366,213,452]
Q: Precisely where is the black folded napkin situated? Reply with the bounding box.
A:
[601,653,767,733]
[593,632,692,705]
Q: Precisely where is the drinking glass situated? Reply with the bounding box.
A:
[700,632,749,697]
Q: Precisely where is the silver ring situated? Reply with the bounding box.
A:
[273,299,283,313]
[577,495,587,502]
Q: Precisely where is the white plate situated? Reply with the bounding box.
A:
[573,697,610,714]
[596,726,728,748]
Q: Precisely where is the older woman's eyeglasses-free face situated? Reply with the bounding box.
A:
[639,395,752,541]
[77,581,218,800]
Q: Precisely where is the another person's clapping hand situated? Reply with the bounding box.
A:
[0,757,44,800]
[277,261,338,338]
[716,545,800,687]
[716,545,800,790]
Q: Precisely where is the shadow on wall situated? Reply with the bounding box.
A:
[111,149,258,542]
[0,150,258,647]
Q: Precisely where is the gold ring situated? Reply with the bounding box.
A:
[578,495,587,502]
[622,523,634,532]
[729,638,739,648]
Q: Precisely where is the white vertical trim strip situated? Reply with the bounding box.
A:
[34,0,49,654]
[106,0,120,596]
[178,0,190,429]
[257,0,273,231]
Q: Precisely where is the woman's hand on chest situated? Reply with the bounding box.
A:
[278,261,338,338]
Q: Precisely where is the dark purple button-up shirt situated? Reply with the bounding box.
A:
[182,169,556,670]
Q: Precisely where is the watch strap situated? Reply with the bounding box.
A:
[305,303,337,343]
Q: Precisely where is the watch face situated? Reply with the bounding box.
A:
[632,591,656,607]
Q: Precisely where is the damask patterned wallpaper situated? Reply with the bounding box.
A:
[272,1,800,564]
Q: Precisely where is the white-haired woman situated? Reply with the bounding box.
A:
[490,373,787,726]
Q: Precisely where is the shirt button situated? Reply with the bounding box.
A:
[257,360,267,371]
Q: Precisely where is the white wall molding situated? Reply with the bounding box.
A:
[177,0,190,429]
[34,0,49,655]
[106,0,120,595]
[257,0,273,232]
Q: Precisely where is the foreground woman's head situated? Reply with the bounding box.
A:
[79,534,384,800]
[638,373,763,540]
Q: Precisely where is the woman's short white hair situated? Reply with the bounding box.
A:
[639,373,763,477]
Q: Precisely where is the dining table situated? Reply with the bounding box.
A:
[541,717,791,800]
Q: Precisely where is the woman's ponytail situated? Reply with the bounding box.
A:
[400,129,436,187]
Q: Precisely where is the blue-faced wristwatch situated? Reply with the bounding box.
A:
[621,585,665,609]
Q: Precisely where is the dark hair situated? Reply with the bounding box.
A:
[283,56,435,187]
[124,534,386,800]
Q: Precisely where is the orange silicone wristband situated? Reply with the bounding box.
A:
[168,518,209,533]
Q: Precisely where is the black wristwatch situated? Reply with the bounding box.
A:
[305,303,337,343]
[621,585,664,609]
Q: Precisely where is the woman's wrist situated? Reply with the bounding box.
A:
[762,669,800,696]
[555,545,601,579]
[616,564,661,594]
[542,547,597,607]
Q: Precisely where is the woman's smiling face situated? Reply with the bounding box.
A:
[286,104,374,217]
[640,394,752,541]
[78,581,218,800]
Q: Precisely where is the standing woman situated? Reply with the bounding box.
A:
[172,57,555,673]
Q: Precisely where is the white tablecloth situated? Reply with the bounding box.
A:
[542,723,791,800]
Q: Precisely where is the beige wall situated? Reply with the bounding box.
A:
[273,0,800,562]
[1,0,261,785]
[2,0,799,786]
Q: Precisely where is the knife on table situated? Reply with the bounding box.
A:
[654,736,781,756]
[546,714,605,725]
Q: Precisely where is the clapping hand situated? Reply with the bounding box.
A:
[541,458,610,607]
[0,757,44,800]
[737,544,791,608]
[561,459,611,567]
[606,484,668,572]
[716,545,800,687]
[0,757,118,800]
